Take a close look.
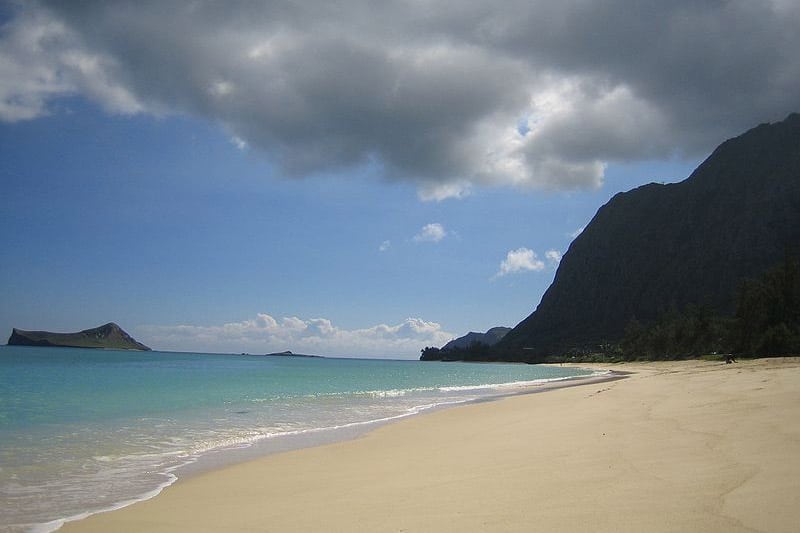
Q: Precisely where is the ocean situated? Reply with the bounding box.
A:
[0,346,597,532]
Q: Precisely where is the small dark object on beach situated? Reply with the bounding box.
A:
[725,354,737,364]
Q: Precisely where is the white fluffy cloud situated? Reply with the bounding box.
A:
[136,313,454,358]
[3,1,800,198]
[545,249,562,265]
[413,223,447,243]
[494,247,546,278]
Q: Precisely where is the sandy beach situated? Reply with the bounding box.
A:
[61,358,800,533]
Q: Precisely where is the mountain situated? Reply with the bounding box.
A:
[7,323,151,351]
[441,327,511,351]
[495,113,800,360]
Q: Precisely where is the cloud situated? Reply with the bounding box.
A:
[136,313,454,358]
[0,5,143,121]
[545,249,562,266]
[230,136,248,150]
[417,181,472,202]
[413,223,446,243]
[3,1,800,196]
[378,240,391,252]
[494,247,545,279]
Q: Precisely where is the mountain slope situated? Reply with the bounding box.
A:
[498,113,800,359]
[8,323,151,351]
[441,327,511,351]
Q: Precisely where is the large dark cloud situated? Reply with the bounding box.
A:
[2,0,798,199]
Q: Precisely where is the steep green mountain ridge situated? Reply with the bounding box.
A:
[496,113,800,360]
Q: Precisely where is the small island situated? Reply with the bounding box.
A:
[7,323,151,351]
[262,351,323,358]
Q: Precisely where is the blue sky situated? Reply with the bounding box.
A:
[0,100,698,356]
[1,1,798,357]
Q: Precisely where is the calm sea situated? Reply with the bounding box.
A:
[0,346,596,532]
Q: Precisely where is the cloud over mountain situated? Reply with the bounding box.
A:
[2,1,799,198]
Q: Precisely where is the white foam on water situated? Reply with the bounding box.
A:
[437,370,607,392]
[8,396,478,532]
[26,471,179,533]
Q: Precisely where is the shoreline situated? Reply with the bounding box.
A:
[61,358,800,531]
[30,367,613,533]
[137,368,620,481]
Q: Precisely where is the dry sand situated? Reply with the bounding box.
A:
[61,358,800,532]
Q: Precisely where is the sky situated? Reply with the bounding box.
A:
[1,1,799,358]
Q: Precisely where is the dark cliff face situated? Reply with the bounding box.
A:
[499,113,800,358]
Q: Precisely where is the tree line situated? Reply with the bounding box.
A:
[618,256,800,360]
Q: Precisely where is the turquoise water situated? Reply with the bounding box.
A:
[0,346,595,531]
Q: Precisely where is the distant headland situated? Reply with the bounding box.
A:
[261,351,323,358]
[7,323,151,351]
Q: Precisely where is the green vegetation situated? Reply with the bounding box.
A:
[7,323,151,351]
[734,256,800,356]
[420,341,499,361]
[606,257,800,361]
[616,307,733,361]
